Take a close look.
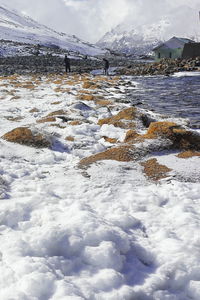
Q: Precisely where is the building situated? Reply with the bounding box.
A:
[153,36,195,61]
[182,43,200,59]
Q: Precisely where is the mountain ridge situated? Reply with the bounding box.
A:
[97,5,200,55]
[0,4,106,57]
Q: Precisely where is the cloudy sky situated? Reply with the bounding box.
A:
[1,0,200,42]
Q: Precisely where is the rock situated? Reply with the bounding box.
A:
[47,110,66,116]
[103,136,118,144]
[2,127,51,148]
[79,94,95,101]
[145,122,200,150]
[98,107,136,129]
[72,102,93,111]
[124,130,139,143]
[65,136,75,142]
[69,120,82,126]
[141,158,172,181]
[37,117,56,123]
[145,121,178,138]
[82,81,98,89]
[177,151,200,159]
[29,108,39,113]
[79,145,134,166]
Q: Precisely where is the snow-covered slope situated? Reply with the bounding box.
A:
[0,4,105,56]
[97,5,200,55]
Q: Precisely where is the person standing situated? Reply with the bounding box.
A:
[103,58,109,75]
[64,55,71,73]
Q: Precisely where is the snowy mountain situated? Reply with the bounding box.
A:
[97,5,200,55]
[0,4,105,57]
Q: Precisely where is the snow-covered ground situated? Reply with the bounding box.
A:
[0,73,200,300]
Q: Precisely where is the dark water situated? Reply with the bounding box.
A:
[128,74,200,128]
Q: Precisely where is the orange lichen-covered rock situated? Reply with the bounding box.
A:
[98,107,136,129]
[141,158,172,181]
[29,108,39,113]
[145,122,200,150]
[102,136,118,144]
[79,94,95,101]
[37,117,56,123]
[177,150,200,159]
[146,122,178,138]
[65,136,75,142]
[82,81,98,89]
[79,145,134,166]
[2,127,50,148]
[51,101,62,105]
[96,99,113,106]
[47,110,66,117]
[69,120,82,126]
[114,107,137,120]
[124,129,140,143]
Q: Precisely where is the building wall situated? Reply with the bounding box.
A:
[182,43,200,59]
[154,48,183,61]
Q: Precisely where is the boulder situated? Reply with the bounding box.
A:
[124,129,140,143]
[79,145,134,166]
[2,127,51,148]
[98,107,136,129]
[177,150,200,159]
[141,158,172,181]
[146,122,200,150]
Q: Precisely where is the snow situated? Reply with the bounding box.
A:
[0,4,106,57]
[173,71,200,78]
[0,73,199,299]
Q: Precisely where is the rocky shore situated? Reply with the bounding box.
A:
[1,53,200,77]
[0,55,103,75]
[0,72,199,182]
[117,57,200,76]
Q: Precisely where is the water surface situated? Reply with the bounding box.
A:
[129,73,200,128]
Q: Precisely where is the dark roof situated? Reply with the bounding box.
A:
[153,36,195,51]
[182,43,200,59]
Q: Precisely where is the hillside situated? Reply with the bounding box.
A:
[0,4,106,57]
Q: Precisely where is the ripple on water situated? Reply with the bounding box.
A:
[128,74,200,128]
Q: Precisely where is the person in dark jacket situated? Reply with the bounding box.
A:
[103,58,109,75]
[64,55,71,73]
